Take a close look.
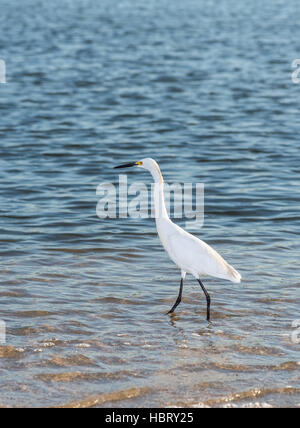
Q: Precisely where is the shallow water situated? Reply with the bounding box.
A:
[0,0,299,407]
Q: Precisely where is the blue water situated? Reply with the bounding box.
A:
[0,0,299,407]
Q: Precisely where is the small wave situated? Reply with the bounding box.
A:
[54,387,150,408]
[15,311,56,318]
[0,346,25,359]
[41,354,95,367]
[36,370,143,384]
[202,387,300,407]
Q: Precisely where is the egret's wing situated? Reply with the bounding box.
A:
[167,228,241,282]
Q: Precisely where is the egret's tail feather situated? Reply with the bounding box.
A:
[227,265,242,283]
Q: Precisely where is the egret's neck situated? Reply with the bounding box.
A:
[149,165,169,220]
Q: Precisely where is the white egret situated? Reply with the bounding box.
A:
[114,158,241,321]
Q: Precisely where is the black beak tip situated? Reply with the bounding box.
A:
[114,162,136,169]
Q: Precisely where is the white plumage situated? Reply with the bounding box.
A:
[115,158,241,321]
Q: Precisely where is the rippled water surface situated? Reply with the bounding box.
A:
[0,0,299,407]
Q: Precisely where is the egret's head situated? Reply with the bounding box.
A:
[114,158,158,172]
[115,158,163,182]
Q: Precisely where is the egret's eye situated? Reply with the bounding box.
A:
[135,161,143,166]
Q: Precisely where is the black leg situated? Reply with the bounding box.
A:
[197,279,211,321]
[168,278,184,314]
